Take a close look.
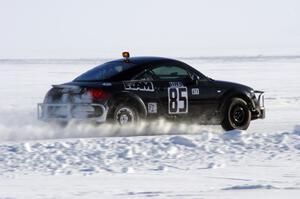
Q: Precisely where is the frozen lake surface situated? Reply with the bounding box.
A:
[0,56,299,198]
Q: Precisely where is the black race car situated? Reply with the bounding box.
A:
[38,52,265,131]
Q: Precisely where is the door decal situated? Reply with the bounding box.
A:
[168,87,188,114]
[191,88,199,95]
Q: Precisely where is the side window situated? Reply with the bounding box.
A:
[151,66,190,80]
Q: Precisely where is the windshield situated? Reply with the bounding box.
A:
[74,61,135,81]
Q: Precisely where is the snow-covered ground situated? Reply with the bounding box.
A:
[0,56,300,198]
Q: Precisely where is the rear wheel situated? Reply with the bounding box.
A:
[113,104,139,125]
[221,98,251,131]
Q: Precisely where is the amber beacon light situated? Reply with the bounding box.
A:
[122,52,130,61]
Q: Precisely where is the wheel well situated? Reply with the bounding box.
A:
[107,93,147,119]
[220,93,254,116]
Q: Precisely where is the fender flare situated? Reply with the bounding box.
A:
[107,91,147,119]
[218,89,255,116]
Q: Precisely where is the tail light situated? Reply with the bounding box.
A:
[87,88,110,100]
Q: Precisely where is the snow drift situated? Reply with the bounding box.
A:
[1,127,299,176]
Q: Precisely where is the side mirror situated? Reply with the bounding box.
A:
[190,74,200,84]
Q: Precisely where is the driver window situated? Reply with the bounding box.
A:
[151,66,190,80]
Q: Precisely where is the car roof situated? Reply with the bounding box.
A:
[110,56,181,65]
[73,56,204,82]
[106,56,198,81]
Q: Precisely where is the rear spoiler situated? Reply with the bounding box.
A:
[52,84,82,93]
[52,84,80,89]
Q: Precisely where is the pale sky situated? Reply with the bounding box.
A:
[0,0,299,58]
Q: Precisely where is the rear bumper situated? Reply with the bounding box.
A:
[37,103,108,122]
[251,90,265,119]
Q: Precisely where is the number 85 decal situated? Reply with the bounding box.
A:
[168,87,188,114]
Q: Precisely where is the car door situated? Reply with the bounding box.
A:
[132,65,190,117]
[146,65,192,118]
[147,64,220,120]
[133,64,220,120]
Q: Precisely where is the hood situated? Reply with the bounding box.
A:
[213,80,253,92]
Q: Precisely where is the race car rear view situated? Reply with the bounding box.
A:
[38,52,265,131]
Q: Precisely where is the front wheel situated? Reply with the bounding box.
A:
[221,98,251,131]
[113,104,139,125]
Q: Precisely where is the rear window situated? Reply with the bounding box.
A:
[74,61,135,81]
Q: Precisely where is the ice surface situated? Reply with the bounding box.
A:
[0,56,300,198]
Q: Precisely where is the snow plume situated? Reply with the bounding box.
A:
[0,108,221,141]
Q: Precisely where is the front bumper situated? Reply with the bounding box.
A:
[37,103,108,122]
[252,90,265,119]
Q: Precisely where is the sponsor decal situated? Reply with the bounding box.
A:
[124,81,154,92]
[148,102,157,113]
[169,82,183,87]
[192,88,199,95]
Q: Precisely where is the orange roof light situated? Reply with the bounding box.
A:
[122,51,130,61]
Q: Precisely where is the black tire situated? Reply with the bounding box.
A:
[113,104,139,125]
[221,98,251,131]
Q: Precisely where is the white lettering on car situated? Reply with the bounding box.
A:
[169,82,183,87]
[124,81,154,92]
[192,88,199,95]
[168,86,188,114]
